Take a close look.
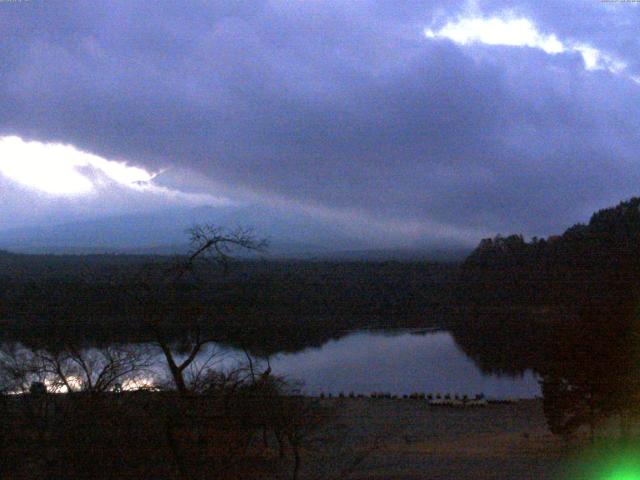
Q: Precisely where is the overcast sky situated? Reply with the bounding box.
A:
[1,0,639,246]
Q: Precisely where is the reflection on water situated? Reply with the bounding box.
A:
[269,330,540,398]
[2,330,541,399]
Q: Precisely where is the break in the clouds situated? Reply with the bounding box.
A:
[0,135,230,206]
[0,136,231,230]
[0,136,153,195]
[424,14,629,76]
[1,0,640,246]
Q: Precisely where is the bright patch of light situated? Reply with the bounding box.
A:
[88,156,153,187]
[0,136,94,195]
[573,43,627,74]
[0,136,233,208]
[121,377,158,391]
[41,375,83,393]
[425,15,630,77]
[425,16,563,54]
[0,136,154,196]
[574,44,600,70]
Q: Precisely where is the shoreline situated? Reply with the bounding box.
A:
[320,397,564,479]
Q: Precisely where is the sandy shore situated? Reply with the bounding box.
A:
[318,398,565,480]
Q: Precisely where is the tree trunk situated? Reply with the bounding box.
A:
[158,342,188,395]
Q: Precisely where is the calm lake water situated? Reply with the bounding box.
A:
[7,329,541,399]
[196,330,540,399]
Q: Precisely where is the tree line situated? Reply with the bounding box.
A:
[457,197,640,440]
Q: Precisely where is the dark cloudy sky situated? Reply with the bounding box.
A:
[1,0,639,246]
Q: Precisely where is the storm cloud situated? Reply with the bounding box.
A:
[1,0,639,245]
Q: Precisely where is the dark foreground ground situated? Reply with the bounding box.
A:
[326,398,565,480]
[2,394,595,479]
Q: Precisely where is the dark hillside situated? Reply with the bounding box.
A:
[454,197,640,437]
[0,255,459,351]
[461,197,640,310]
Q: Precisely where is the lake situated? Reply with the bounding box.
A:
[3,329,541,399]
[188,329,540,399]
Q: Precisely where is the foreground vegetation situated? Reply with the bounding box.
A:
[0,339,372,480]
[0,386,339,479]
[0,394,594,480]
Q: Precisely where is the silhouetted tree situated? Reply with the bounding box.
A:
[36,344,152,393]
[152,225,267,395]
[460,197,640,440]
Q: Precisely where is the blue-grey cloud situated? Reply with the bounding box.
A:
[0,0,638,244]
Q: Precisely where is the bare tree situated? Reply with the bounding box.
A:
[156,335,232,394]
[0,342,41,394]
[36,344,152,393]
[154,225,267,395]
[156,327,209,395]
